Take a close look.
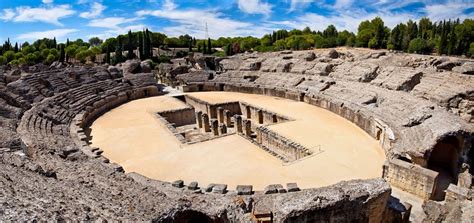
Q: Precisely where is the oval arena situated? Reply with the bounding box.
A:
[2,48,473,221]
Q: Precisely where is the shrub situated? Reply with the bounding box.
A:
[14,52,23,60]
[3,51,15,62]
[25,53,38,65]
[0,56,7,65]
[45,54,56,65]
[408,38,431,54]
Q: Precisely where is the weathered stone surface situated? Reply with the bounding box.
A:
[452,62,474,74]
[172,180,184,188]
[328,49,339,58]
[287,183,300,192]
[188,181,198,190]
[122,59,142,74]
[264,184,279,194]
[236,185,253,195]
[212,184,227,194]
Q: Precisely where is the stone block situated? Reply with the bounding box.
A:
[264,184,279,194]
[212,184,227,194]
[172,180,184,188]
[275,184,287,193]
[204,184,215,192]
[236,185,253,195]
[188,181,198,190]
[287,183,300,192]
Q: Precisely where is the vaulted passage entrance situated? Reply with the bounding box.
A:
[428,136,462,200]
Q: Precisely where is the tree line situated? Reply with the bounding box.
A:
[0,17,472,66]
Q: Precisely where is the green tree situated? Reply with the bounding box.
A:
[59,44,65,63]
[65,44,78,62]
[14,52,23,60]
[24,53,38,65]
[0,56,6,65]
[469,42,474,57]
[45,54,56,65]
[408,38,430,54]
[88,37,103,46]
[3,51,15,62]
[138,32,144,59]
[127,30,134,59]
[207,38,212,54]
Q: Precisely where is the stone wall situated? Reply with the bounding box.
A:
[239,101,292,124]
[383,159,439,200]
[256,125,312,162]
[157,107,195,127]
[183,95,240,119]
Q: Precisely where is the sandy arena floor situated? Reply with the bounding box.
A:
[90,92,386,190]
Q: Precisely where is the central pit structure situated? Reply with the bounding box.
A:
[90,92,386,190]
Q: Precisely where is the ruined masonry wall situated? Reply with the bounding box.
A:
[256,125,312,162]
[158,107,195,127]
[383,159,438,200]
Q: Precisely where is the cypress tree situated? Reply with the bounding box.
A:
[146,29,152,58]
[143,29,150,59]
[59,44,65,63]
[53,37,57,49]
[138,31,144,59]
[115,36,124,64]
[207,38,211,54]
[14,43,18,53]
[66,38,70,63]
[105,47,111,64]
[202,41,206,54]
[127,30,134,59]
[188,40,193,52]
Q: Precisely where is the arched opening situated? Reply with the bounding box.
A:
[163,210,214,223]
[428,136,462,200]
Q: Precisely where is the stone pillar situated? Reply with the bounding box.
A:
[257,109,263,124]
[217,107,224,123]
[458,163,472,188]
[211,119,219,136]
[246,106,251,119]
[219,123,227,135]
[202,113,210,132]
[224,110,232,126]
[196,111,203,128]
[234,115,243,133]
[272,114,278,123]
[243,119,252,137]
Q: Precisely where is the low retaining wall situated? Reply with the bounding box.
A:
[256,125,312,162]
[184,94,240,119]
[383,159,438,200]
[157,107,195,127]
[239,101,292,124]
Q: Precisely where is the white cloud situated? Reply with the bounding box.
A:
[137,7,276,38]
[163,0,177,10]
[88,17,140,29]
[424,1,474,22]
[88,24,147,39]
[1,5,75,26]
[42,0,53,4]
[334,0,354,9]
[288,0,313,11]
[0,9,15,20]
[80,2,106,19]
[274,10,417,33]
[237,0,272,15]
[17,28,78,40]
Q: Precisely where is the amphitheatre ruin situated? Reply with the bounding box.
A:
[1,47,473,222]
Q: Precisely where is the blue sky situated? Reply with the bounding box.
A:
[0,0,473,44]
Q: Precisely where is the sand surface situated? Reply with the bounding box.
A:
[90,92,386,190]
